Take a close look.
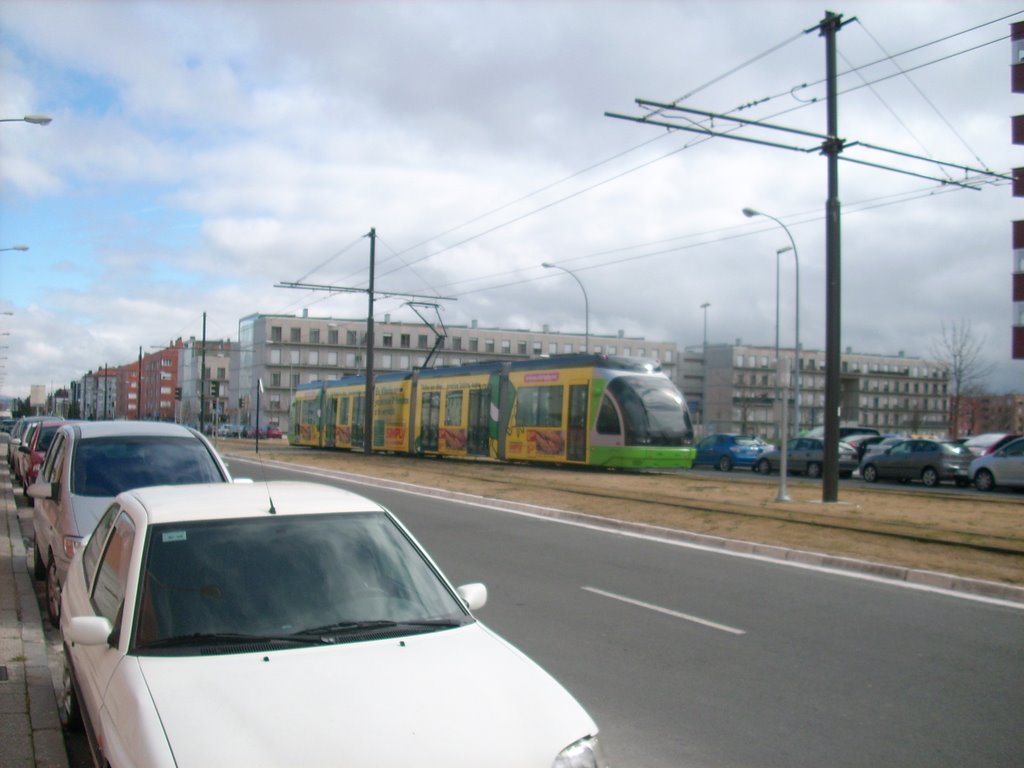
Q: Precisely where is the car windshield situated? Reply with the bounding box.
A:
[71,435,225,497]
[940,442,969,455]
[134,512,470,654]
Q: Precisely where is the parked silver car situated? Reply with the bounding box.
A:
[860,439,972,487]
[29,421,235,625]
[969,436,1024,491]
[754,437,859,479]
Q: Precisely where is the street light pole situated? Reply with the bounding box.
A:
[0,115,52,125]
[542,262,589,353]
[743,208,801,440]
[0,245,29,252]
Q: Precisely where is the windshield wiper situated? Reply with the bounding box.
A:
[140,631,326,649]
[299,618,467,639]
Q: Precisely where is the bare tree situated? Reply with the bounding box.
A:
[932,320,996,438]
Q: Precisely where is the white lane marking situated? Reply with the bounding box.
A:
[582,586,746,635]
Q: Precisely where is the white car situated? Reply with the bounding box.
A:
[29,421,234,625]
[969,436,1024,491]
[59,481,607,768]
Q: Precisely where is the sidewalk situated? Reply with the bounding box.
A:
[0,442,69,768]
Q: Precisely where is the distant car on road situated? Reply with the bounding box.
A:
[969,436,1024,492]
[29,421,235,625]
[860,438,972,487]
[860,435,907,460]
[962,432,1018,457]
[216,422,243,437]
[755,437,858,478]
[692,433,772,471]
[58,481,606,768]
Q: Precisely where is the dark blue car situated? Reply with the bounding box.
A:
[693,433,773,472]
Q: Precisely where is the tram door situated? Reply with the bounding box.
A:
[467,389,489,456]
[567,384,588,462]
[324,396,337,448]
[352,395,365,450]
[420,391,440,452]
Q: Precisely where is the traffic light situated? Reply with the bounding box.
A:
[210,380,220,398]
[174,387,182,401]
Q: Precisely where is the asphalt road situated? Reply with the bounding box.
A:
[233,457,1024,768]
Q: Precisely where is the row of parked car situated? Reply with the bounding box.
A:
[692,429,1024,492]
[4,415,606,767]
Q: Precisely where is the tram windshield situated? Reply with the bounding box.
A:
[607,376,693,446]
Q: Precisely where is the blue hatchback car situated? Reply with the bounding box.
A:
[693,433,772,472]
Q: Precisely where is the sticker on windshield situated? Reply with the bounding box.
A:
[162,531,187,543]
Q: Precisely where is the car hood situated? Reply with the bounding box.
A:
[137,623,596,768]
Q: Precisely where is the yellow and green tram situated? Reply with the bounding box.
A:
[289,354,695,469]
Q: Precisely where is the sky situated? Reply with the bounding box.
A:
[1,0,1022,401]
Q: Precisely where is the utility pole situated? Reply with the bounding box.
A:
[275,230,456,456]
[364,228,376,455]
[821,10,843,502]
[137,346,143,420]
[200,312,207,435]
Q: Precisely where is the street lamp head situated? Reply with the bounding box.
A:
[24,114,52,125]
[742,207,761,218]
[777,246,793,255]
[541,262,555,269]
[1,245,29,252]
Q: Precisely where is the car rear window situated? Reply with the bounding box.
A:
[72,435,226,497]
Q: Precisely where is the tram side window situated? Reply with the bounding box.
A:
[516,385,563,427]
[445,391,464,426]
[301,399,319,424]
[338,397,349,424]
[596,396,622,435]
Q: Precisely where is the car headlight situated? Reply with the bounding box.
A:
[553,735,608,768]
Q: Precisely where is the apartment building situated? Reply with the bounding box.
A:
[234,312,679,433]
[682,342,950,440]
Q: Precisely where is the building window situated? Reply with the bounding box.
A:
[347,330,358,345]
[290,328,301,343]
[383,333,393,347]
[380,354,392,369]
[549,342,557,354]
[290,350,300,365]
[271,373,281,387]
[269,349,281,364]
[501,340,511,353]
[563,344,572,353]
[399,355,410,369]
[308,350,319,365]
[310,329,320,344]
[453,337,463,350]
[469,338,478,352]
[518,341,528,355]
[401,334,411,348]
[328,329,339,345]
[485,340,496,353]
[418,335,429,349]
[271,326,282,342]
[327,351,338,366]
[217,367,226,379]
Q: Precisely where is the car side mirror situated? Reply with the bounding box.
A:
[66,616,114,647]
[456,583,488,611]
[27,480,59,502]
